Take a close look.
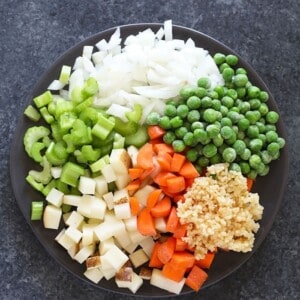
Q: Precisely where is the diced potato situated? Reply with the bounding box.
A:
[94,215,125,241]
[114,173,131,190]
[115,266,133,282]
[50,167,62,179]
[113,188,129,204]
[62,212,72,224]
[102,192,114,210]
[127,145,139,167]
[134,185,156,207]
[74,244,95,264]
[78,176,96,195]
[67,243,79,259]
[63,195,81,207]
[99,265,116,280]
[139,267,152,280]
[154,217,167,233]
[109,149,131,174]
[114,229,132,249]
[55,230,77,250]
[123,242,139,254]
[43,205,62,229]
[65,226,82,243]
[124,216,138,232]
[77,195,107,220]
[99,237,115,255]
[128,229,147,244]
[150,269,185,294]
[115,272,143,294]
[114,202,131,220]
[84,268,104,284]
[46,188,64,207]
[94,175,108,197]
[100,245,129,271]
[65,211,84,228]
[86,255,101,269]
[101,164,117,183]
[139,236,155,257]
[129,249,149,268]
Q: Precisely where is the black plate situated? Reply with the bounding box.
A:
[10,24,288,297]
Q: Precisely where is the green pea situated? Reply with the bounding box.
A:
[266,131,278,143]
[221,117,232,127]
[239,102,251,114]
[194,128,208,143]
[227,111,242,124]
[245,110,261,124]
[230,163,241,172]
[191,121,204,131]
[202,108,218,123]
[221,96,234,108]
[163,131,176,144]
[159,116,171,129]
[266,111,279,124]
[267,142,280,157]
[277,137,286,149]
[201,96,212,108]
[222,67,235,82]
[230,106,240,113]
[236,67,247,75]
[240,162,250,175]
[172,140,186,152]
[214,53,226,65]
[237,130,245,140]
[226,89,238,100]
[259,103,269,116]
[233,74,248,87]
[146,112,160,125]
[259,91,269,102]
[221,126,234,139]
[236,87,246,98]
[187,96,201,109]
[195,87,207,98]
[166,99,177,106]
[247,86,261,99]
[249,98,261,110]
[220,105,229,117]
[256,162,266,174]
[203,143,218,158]
[170,116,183,128]
[247,125,260,138]
[256,122,266,133]
[233,140,246,155]
[214,86,225,98]
[247,169,257,179]
[210,153,222,164]
[207,124,220,138]
[187,110,201,123]
[164,104,177,117]
[175,126,188,138]
[226,54,238,66]
[258,134,267,146]
[249,154,262,169]
[212,134,224,147]
[208,91,219,100]
[177,104,189,118]
[186,149,199,162]
[238,118,250,131]
[265,124,276,132]
[218,144,227,155]
[197,77,211,89]
[258,164,269,176]
[240,148,251,160]
[249,138,263,152]
[179,86,197,100]
[183,132,194,146]
[260,150,272,164]
[226,132,237,145]
[222,147,237,163]
[219,62,230,72]
[198,156,210,167]
[211,99,221,111]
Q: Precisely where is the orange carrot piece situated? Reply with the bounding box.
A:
[136,143,153,169]
[170,153,186,173]
[171,251,195,269]
[173,194,185,203]
[185,265,208,292]
[178,161,200,178]
[173,223,188,238]
[126,179,141,192]
[156,152,172,171]
[137,208,157,236]
[128,168,144,180]
[150,196,171,218]
[146,189,163,209]
[140,167,155,180]
[166,206,179,233]
[162,261,187,282]
[247,178,254,191]
[129,196,140,216]
[195,252,215,269]
[166,176,186,194]
[153,143,174,155]
[157,237,176,264]
[149,242,164,268]
[148,125,166,140]
[175,238,188,251]
[153,171,176,186]
[185,177,195,188]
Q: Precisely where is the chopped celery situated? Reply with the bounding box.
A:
[51,123,68,142]
[59,65,71,85]
[71,86,84,104]
[62,134,76,153]
[28,156,52,184]
[24,126,50,158]
[113,133,125,149]
[47,101,56,115]
[42,179,56,196]
[24,105,41,122]
[100,143,113,157]
[60,162,85,187]
[31,201,44,220]
[40,107,54,124]
[125,103,143,123]
[81,77,99,99]
[55,179,70,194]
[70,119,93,145]
[62,203,72,213]
[125,125,149,148]
[114,117,138,136]
[92,115,115,140]
[33,91,53,108]
[54,98,74,119]
[53,141,68,160]
[89,154,110,173]
[92,131,115,148]
[74,97,94,113]
[58,112,77,131]
[42,136,51,147]
[46,142,67,165]
[30,142,46,163]
[79,107,99,126]
[26,174,44,192]
[74,145,101,164]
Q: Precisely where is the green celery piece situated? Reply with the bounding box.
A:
[51,123,68,142]
[74,145,101,164]
[58,112,77,131]
[100,143,113,157]
[70,186,81,195]
[62,204,72,213]
[42,136,51,147]
[125,125,149,148]
[92,115,115,140]
[113,133,125,149]
[53,141,68,160]
[46,142,67,165]
[75,97,94,114]
[33,91,53,108]
[90,154,110,173]
[42,179,56,196]
[31,201,44,220]
[81,77,99,99]
[54,98,74,119]
[79,107,99,126]
[92,131,115,148]
[47,101,56,115]
[24,126,50,158]
[60,162,85,187]
[30,142,46,163]
[70,119,93,145]
[59,65,71,85]
[71,86,84,104]
[40,107,54,124]
[29,156,52,184]
[125,103,143,123]
[55,179,70,194]
[26,174,44,192]
[114,117,138,136]
[62,134,76,153]
[24,105,41,122]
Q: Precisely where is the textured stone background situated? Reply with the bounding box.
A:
[1,0,299,299]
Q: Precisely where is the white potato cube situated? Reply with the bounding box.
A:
[50,167,62,179]
[154,217,167,233]
[62,212,72,224]
[139,237,155,257]
[99,265,116,280]
[84,268,104,284]
[101,164,117,183]
[65,211,84,228]
[100,245,129,271]
[55,229,76,250]
[94,175,108,197]
[99,237,115,255]
[115,272,143,294]
[65,226,82,244]
[114,230,132,249]
[128,229,147,244]
[46,188,64,207]
[86,255,101,269]
[129,249,149,268]
[74,244,95,264]
[82,224,97,246]
[63,195,81,207]
[102,192,114,210]
[124,216,137,232]
[134,185,156,207]
[114,202,131,220]
[109,149,131,174]
[67,243,79,259]
[78,176,96,195]
[94,217,125,241]
[127,145,139,167]
[113,189,129,204]
[114,173,130,190]
[77,195,106,220]
[123,242,139,254]
[43,205,62,229]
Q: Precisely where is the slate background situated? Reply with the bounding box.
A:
[1,0,299,299]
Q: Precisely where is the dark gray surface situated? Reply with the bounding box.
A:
[1,0,299,299]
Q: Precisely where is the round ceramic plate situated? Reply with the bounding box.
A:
[10,24,288,297]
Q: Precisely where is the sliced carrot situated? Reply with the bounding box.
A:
[166,176,186,194]
[136,143,153,169]
[149,138,163,145]
[148,125,166,140]
[195,252,215,269]
[178,161,200,178]
[128,168,144,180]
[140,167,155,180]
[126,179,141,192]
[150,196,171,218]
[171,251,195,269]
[146,189,163,209]
[173,223,188,238]
[162,261,187,282]
[173,194,185,203]
[175,238,189,251]
[137,208,156,236]
[185,265,208,292]
[157,237,176,264]
[129,196,140,216]
[166,206,179,233]
[185,177,195,188]
[153,171,176,187]
[149,242,164,268]
[170,153,186,173]
[247,178,254,191]
[156,151,172,171]
[153,143,174,155]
